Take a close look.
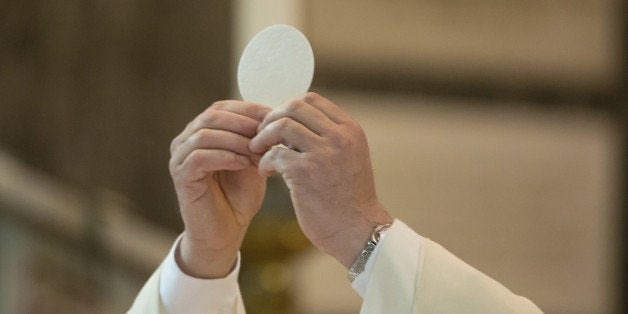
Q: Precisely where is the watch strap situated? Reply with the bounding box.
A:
[347,223,391,282]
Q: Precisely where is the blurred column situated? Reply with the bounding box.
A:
[620,0,628,311]
[231,0,305,98]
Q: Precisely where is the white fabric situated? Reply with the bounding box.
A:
[350,227,387,298]
[130,219,542,313]
[159,235,244,314]
[360,220,423,313]
[158,229,387,311]
[361,220,542,313]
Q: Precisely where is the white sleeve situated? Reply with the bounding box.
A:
[159,235,245,314]
[350,230,386,298]
[356,219,542,314]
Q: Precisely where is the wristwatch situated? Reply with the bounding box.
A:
[347,223,392,282]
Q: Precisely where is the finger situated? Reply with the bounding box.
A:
[258,145,300,177]
[178,149,251,182]
[171,100,271,154]
[172,129,258,166]
[257,98,337,135]
[301,92,351,124]
[171,109,262,154]
[210,100,271,122]
[249,118,321,154]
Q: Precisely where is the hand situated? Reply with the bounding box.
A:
[249,92,393,268]
[169,100,270,278]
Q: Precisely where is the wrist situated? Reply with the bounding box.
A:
[325,204,393,269]
[176,232,243,279]
[347,223,391,282]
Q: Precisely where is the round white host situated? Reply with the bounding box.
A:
[237,24,314,108]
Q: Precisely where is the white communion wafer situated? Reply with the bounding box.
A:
[237,24,314,108]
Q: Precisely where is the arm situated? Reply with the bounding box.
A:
[362,220,542,313]
[129,101,270,313]
[172,101,270,280]
[128,237,246,314]
[251,92,541,313]
[249,92,393,268]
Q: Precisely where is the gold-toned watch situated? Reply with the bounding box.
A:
[347,223,392,282]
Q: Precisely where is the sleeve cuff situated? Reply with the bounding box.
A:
[159,234,242,314]
[351,219,422,299]
[350,229,386,298]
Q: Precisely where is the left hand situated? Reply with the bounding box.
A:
[168,100,270,278]
[249,92,392,268]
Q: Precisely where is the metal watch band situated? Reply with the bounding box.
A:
[347,223,392,282]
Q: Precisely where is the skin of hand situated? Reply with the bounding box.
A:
[168,100,270,278]
[249,92,393,269]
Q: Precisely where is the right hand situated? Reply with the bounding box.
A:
[249,93,392,268]
[168,100,270,278]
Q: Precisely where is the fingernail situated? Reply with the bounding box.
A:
[248,140,262,154]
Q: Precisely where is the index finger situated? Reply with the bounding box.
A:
[301,92,351,124]
[257,98,337,136]
[170,100,271,154]
[210,100,271,122]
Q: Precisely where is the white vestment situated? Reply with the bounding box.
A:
[128,220,541,313]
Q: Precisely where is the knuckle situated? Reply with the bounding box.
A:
[349,119,365,133]
[333,133,353,148]
[168,159,177,175]
[190,129,212,146]
[209,100,226,110]
[302,92,319,103]
[198,111,219,126]
[275,117,292,131]
[327,123,364,149]
[326,128,344,144]
[285,98,303,112]
[169,138,178,153]
[187,150,204,167]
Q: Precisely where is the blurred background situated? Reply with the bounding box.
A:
[0,0,626,313]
